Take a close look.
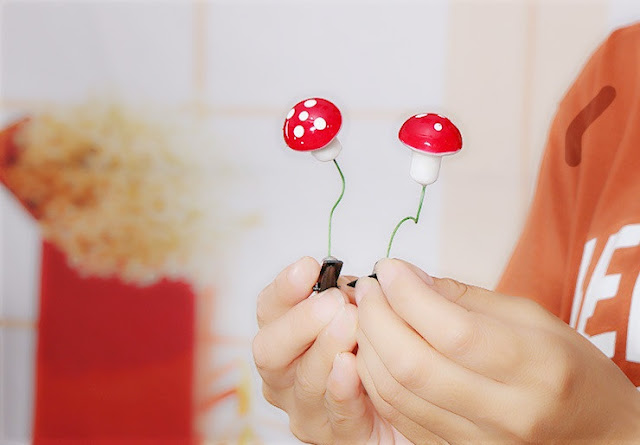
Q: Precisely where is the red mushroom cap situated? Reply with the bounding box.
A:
[398,113,462,156]
[283,98,342,152]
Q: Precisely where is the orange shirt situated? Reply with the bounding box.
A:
[498,23,640,386]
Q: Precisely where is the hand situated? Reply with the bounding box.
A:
[253,257,407,444]
[355,258,640,444]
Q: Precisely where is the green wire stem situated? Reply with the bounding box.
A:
[327,159,346,257]
[386,185,427,258]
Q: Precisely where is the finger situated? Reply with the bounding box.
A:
[293,304,358,408]
[257,257,321,328]
[432,275,563,329]
[375,259,532,382]
[356,348,449,445]
[355,276,510,425]
[338,275,357,304]
[253,288,344,388]
[325,352,375,443]
[357,327,484,444]
[396,259,557,328]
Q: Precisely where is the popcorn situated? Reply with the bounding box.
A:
[5,99,229,287]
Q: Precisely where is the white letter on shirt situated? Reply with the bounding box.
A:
[626,270,640,363]
[571,238,597,329]
[577,224,640,358]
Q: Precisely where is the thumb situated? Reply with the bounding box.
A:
[430,274,553,327]
[393,259,486,309]
[396,259,529,322]
[325,352,374,443]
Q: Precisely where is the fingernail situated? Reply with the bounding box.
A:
[373,258,397,281]
[402,261,435,285]
[416,269,435,285]
[354,278,373,305]
[376,258,435,285]
[374,258,394,274]
[312,290,345,323]
[287,256,313,286]
[346,273,377,288]
[328,306,356,338]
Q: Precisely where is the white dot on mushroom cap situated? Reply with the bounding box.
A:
[304,99,317,107]
[299,111,309,121]
[434,123,443,131]
[294,125,305,138]
[415,113,427,118]
[313,117,327,130]
[287,109,295,119]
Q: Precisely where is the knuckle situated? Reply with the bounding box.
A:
[252,333,272,373]
[261,383,281,408]
[556,364,577,400]
[388,356,426,389]
[445,315,478,357]
[289,419,316,444]
[500,342,525,375]
[255,289,270,326]
[510,406,549,443]
[516,295,549,319]
[376,398,401,424]
[288,420,306,442]
[545,345,577,399]
[363,378,401,424]
[506,391,558,443]
[376,379,404,412]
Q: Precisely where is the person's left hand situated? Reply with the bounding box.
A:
[354,258,640,444]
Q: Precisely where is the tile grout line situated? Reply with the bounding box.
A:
[0,319,37,329]
[193,0,208,99]
[0,207,3,440]
[0,1,4,433]
[191,2,216,436]
[520,0,537,216]
[0,99,413,121]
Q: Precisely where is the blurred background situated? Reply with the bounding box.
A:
[1,0,639,443]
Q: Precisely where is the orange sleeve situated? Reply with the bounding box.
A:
[495,29,622,315]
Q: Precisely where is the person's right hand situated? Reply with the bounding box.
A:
[253,257,406,444]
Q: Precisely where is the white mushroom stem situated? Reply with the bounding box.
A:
[311,138,342,162]
[410,151,442,185]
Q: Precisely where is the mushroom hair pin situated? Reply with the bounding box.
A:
[387,113,462,256]
[283,97,346,292]
[348,113,462,287]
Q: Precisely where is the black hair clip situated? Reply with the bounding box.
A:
[313,257,344,292]
[346,273,377,288]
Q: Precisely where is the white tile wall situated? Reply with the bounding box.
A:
[0,111,39,444]
[0,329,36,444]
[609,0,640,30]
[0,188,40,322]
[0,329,3,440]
[1,1,195,102]
[205,0,449,113]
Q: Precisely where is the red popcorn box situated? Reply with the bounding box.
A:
[35,241,196,444]
[0,108,224,443]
